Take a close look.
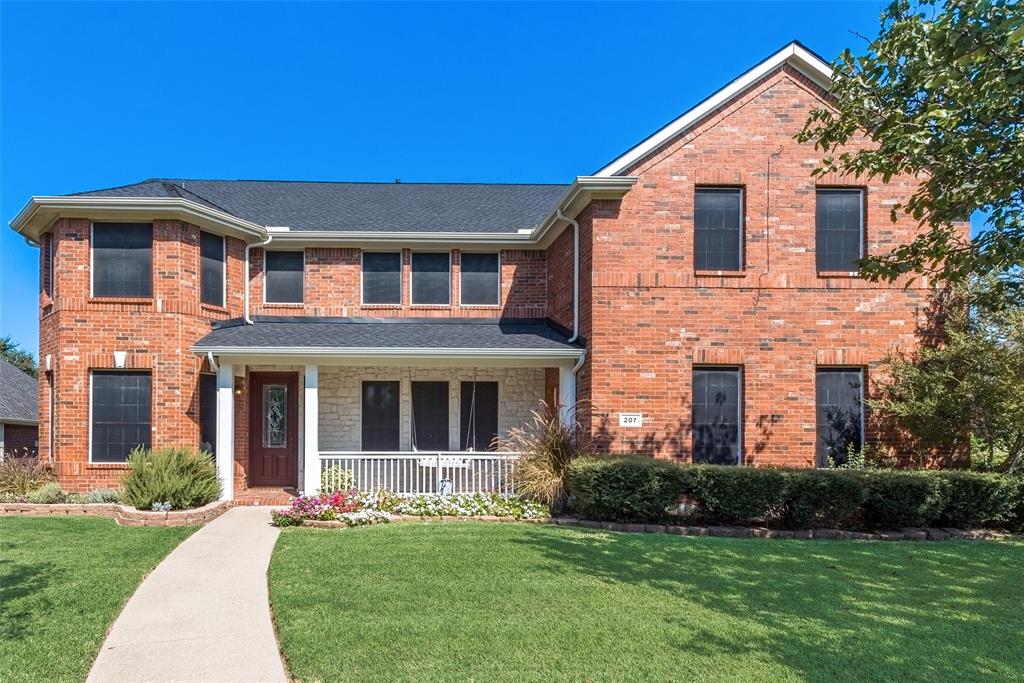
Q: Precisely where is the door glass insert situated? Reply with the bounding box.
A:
[263,384,287,448]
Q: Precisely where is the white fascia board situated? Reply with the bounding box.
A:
[268,230,537,249]
[193,346,582,358]
[10,196,268,243]
[530,176,638,247]
[0,418,40,426]
[594,42,834,177]
[194,346,583,368]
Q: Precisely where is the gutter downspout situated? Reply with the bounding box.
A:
[244,233,272,325]
[555,208,580,343]
[206,352,219,373]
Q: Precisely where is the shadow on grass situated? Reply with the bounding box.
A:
[0,557,63,642]
[511,527,1023,681]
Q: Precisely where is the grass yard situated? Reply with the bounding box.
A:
[0,517,194,683]
[270,522,1024,683]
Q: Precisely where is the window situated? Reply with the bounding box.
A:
[694,188,743,271]
[816,368,864,467]
[199,373,217,458]
[91,370,152,463]
[411,252,450,305]
[43,233,54,298]
[200,231,225,307]
[460,253,500,305]
[816,189,864,271]
[692,367,742,465]
[460,381,498,451]
[411,381,449,450]
[362,252,402,304]
[264,251,304,303]
[361,381,399,451]
[92,223,152,297]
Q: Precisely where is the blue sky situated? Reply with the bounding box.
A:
[2,1,936,355]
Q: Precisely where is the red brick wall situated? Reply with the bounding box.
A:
[577,65,962,465]
[3,424,39,458]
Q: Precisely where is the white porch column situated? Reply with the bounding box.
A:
[303,364,320,495]
[558,363,576,428]
[216,362,235,501]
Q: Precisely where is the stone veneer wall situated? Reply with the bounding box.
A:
[318,366,546,451]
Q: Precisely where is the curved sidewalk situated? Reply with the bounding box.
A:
[88,506,288,683]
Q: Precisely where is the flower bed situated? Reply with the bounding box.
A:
[377,492,548,519]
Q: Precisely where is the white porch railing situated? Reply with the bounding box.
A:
[319,451,518,496]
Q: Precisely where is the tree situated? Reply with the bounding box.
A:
[798,0,1024,299]
[0,337,37,378]
[870,277,1024,472]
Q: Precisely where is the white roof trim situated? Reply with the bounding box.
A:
[594,42,834,177]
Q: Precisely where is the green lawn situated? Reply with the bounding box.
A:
[0,517,194,683]
[270,522,1024,683]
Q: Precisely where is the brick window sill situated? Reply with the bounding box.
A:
[262,302,305,307]
[360,304,403,309]
[410,305,454,310]
[86,463,130,470]
[694,270,747,278]
[88,297,154,305]
[817,271,862,279]
[458,303,502,309]
[201,303,230,314]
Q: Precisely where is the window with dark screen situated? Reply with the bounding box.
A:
[692,367,742,465]
[411,253,450,305]
[361,381,400,451]
[199,373,217,458]
[92,223,153,297]
[816,368,864,466]
[91,370,152,463]
[362,252,402,304]
[265,251,304,303]
[460,253,500,305]
[816,189,864,271]
[694,188,743,271]
[200,231,225,306]
[460,381,498,451]
[412,381,449,450]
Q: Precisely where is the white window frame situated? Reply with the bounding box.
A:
[694,187,745,272]
[691,365,744,466]
[262,249,305,305]
[409,251,453,306]
[87,368,154,465]
[815,188,865,273]
[89,221,154,299]
[200,230,227,308]
[458,251,502,307]
[360,250,403,306]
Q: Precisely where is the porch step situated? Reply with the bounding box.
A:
[235,488,297,506]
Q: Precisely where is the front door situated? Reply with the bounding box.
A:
[249,372,298,487]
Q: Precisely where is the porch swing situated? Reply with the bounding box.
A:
[409,369,477,493]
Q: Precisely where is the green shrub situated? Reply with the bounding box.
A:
[569,456,690,522]
[26,482,68,504]
[861,471,945,529]
[933,471,1020,528]
[0,458,55,495]
[688,465,790,524]
[320,465,355,493]
[782,469,869,529]
[120,446,221,511]
[84,488,122,504]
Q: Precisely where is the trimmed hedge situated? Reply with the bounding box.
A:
[568,456,1023,531]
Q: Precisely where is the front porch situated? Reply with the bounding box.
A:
[195,317,584,501]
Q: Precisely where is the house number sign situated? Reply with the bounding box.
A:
[619,413,643,428]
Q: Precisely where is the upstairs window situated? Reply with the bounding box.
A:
[91,370,151,463]
[694,188,743,271]
[43,233,54,298]
[816,189,864,271]
[362,252,402,304]
[692,367,742,465]
[264,251,304,304]
[460,253,500,306]
[92,223,152,298]
[411,381,449,450]
[816,368,864,467]
[411,252,450,305]
[200,231,225,307]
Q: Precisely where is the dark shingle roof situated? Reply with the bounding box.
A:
[193,317,579,352]
[71,179,569,234]
[0,358,38,424]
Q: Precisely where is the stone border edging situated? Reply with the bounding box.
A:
[0,500,233,527]
[551,517,1017,541]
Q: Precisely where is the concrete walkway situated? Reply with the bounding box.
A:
[88,506,289,683]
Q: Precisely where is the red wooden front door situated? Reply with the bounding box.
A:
[249,372,298,487]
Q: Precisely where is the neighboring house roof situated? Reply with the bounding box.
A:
[0,358,39,425]
[192,317,582,360]
[71,180,570,234]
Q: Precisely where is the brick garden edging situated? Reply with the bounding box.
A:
[0,499,233,527]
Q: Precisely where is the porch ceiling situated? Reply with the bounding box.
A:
[192,316,584,366]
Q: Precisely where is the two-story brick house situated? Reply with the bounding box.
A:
[10,43,952,502]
